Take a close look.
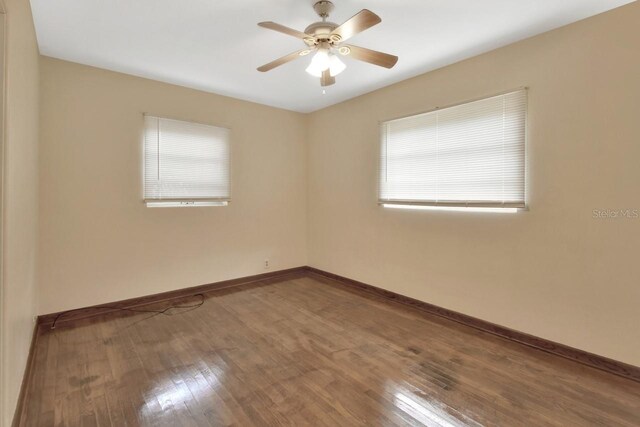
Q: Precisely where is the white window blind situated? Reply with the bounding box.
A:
[379,90,527,209]
[144,115,230,207]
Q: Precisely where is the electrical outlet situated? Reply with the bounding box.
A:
[264,259,269,269]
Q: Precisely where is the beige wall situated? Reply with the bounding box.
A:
[38,57,307,314]
[1,0,40,424]
[307,2,640,366]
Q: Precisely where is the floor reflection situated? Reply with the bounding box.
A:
[391,384,482,427]
[139,361,226,420]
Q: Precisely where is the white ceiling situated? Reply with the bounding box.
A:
[31,0,634,113]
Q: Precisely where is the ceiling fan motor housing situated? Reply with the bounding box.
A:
[304,21,339,45]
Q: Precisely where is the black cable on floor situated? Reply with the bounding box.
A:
[50,293,206,330]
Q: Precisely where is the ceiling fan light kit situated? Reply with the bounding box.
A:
[305,53,346,78]
[257,0,398,87]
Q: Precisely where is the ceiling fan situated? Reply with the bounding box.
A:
[257,0,398,87]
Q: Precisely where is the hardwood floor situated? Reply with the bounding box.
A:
[20,274,640,426]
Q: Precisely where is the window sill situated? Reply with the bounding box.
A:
[381,204,521,214]
[145,201,229,208]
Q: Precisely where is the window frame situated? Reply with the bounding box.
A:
[142,114,231,208]
[378,88,528,212]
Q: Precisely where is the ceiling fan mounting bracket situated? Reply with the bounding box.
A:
[313,1,335,20]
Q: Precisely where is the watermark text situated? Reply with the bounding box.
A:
[592,209,639,219]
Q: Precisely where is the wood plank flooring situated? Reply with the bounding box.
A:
[20,274,640,426]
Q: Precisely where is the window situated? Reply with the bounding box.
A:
[379,89,527,211]
[143,115,230,207]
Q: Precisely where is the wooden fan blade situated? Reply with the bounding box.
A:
[342,45,398,69]
[258,21,313,40]
[321,69,335,87]
[257,49,309,72]
[331,9,381,43]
